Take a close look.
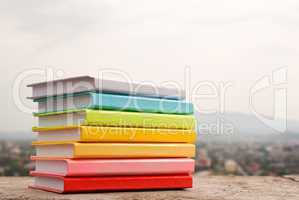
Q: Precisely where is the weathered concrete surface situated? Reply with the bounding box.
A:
[0,174,298,200]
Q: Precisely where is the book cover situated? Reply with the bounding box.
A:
[32,142,196,158]
[33,126,197,143]
[30,172,193,193]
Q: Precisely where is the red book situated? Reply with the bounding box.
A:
[30,172,193,193]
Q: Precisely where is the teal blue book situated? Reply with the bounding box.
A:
[34,92,193,114]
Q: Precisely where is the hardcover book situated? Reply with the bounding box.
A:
[31,158,195,176]
[34,92,193,114]
[32,142,196,158]
[30,173,193,193]
[28,76,185,100]
[35,109,196,130]
[33,126,196,143]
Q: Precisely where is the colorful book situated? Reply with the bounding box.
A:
[28,76,185,100]
[33,126,196,143]
[35,109,196,130]
[34,92,193,114]
[30,173,193,193]
[31,158,195,176]
[32,142,196,158]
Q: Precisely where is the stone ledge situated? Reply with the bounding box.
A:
[0,174,298,200]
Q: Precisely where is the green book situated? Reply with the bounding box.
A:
[35,109,196,130]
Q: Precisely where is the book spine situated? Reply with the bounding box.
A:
[84,110,196,130]
[73,143,195,158]
[63,175,193,192]
[66,159,195,176]
[91,93,193,114]
[79,126,196,143]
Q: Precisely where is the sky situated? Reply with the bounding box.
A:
[0,0,299,133]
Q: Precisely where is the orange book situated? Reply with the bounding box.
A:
[32,141,196,158]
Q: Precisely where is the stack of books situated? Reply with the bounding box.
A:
[28,76,196,193]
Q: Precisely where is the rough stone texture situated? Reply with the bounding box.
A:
[0,174,298,200]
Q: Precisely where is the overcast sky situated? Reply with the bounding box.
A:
[0,0,299,133]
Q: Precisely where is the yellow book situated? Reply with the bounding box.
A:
[32,141,195,158]
[33,126,196,144]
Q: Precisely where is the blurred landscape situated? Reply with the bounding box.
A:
[0,140,33,176]
[0,112,298,177]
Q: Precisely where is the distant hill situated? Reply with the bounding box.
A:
[196,112,299,143]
